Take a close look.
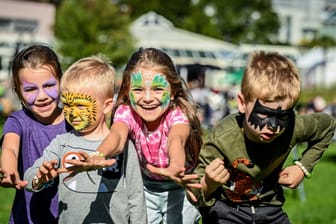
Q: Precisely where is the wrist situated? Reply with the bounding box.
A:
[32,175,54,190]
[89,151,106,158]
[32,175,43,190]
[294,160,312,178]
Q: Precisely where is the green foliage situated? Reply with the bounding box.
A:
[117,0,279,44]
[300,84,336,104]
[54,0,135,69]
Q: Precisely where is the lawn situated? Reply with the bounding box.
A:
[1,132,336,223]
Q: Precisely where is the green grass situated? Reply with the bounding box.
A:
[1,123,336,223]
[283,143,336,224]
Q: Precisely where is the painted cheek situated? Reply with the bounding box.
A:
[23,91,39,106]
[44,87,59,100]
[129,92,137,108]
[160,91,170,109]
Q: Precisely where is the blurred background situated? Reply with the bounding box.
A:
[1,0,336,127]
[0,1,336,223]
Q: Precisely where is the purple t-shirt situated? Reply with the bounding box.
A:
[1,109,71,224]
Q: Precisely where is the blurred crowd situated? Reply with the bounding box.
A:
[186,65,336,130]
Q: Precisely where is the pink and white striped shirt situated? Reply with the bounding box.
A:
[114,104,189,180]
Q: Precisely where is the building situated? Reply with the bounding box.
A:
[0,0,55,80]
[272,0,336,45]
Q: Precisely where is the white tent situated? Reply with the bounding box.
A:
[130,11,238,69]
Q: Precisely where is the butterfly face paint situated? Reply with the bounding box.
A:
[129,72,171,109]
[129,71,172,130]
[61,92,97,131]
[22,77,59,109]
[248,99,294,132]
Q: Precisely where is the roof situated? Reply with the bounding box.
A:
[130,11,238,68]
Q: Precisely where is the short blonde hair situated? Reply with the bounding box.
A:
[241,51,301,107]
[61,55,115,99]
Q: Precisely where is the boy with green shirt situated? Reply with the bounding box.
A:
[190,51,336,223]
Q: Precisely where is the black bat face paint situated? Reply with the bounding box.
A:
[248,99,294,132]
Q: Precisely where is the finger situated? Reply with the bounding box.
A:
[63,171,78,181]
[146,164,164,176]
[77,151,90,161]
[185,182,202,189]
[186,189,198,203]
[15,180,28,190]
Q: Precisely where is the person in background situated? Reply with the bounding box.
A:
[24,55,147,223]
[189,51,336,224]
[0,44,72,224]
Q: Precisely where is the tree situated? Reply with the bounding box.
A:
[115,0,280,44]
[54,0,135,69]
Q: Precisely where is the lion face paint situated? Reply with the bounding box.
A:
[61,92,97,131]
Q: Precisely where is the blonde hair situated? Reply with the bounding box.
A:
[241,51,301,107]
[61,55,115,99]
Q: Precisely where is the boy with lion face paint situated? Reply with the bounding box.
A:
[189,51,336,224]
[24,56,146,224]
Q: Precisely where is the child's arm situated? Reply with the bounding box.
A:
[167,123,189,171]
[24,138,61,191]
[0,133,28,189]
[97,121,129,157]
[147,123,190,183]
[63,122,129,171]
[201,158,230,200]
[31,160,59,190]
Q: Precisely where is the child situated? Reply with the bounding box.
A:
[189,51,336,223]
[24,56,147,223]
[70,48,203,223]
[0,44,71,224]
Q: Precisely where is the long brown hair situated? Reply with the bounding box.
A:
[113,47,202,169]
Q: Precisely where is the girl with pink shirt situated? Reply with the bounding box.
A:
[69,48,203,224]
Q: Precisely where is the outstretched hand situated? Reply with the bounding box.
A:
[0,168,28,190]
[146,164,202,202]
[57,151,116,181]
[146,163,186,184]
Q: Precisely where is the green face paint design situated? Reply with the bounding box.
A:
[61,92,97,131]
[129,72,171,109]
[152,73,170,108]
[129,72,142,107]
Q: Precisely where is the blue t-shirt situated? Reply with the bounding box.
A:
[1,108,71,224]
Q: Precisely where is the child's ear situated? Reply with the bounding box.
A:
[103,98,114,114]
[237,93,246,114]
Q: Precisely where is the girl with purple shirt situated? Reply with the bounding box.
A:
[0,44,71,223]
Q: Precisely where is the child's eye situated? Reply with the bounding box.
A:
[76,105,87,110]
[153,87,165,91]
[256,113,268,119]
[23,87,37,92]
[131,88,143,93]
[44,83,56,88]
[278,114,289,120]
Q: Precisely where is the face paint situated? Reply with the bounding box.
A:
[61,92,97,131]
[248,99,294,132]
[22,77,59,107]
[129,72,171,108]
[152,73,170,108]
[129,72,142,107]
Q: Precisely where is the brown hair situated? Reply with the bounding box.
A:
[11,44,62,103]
[114,47,202,169]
